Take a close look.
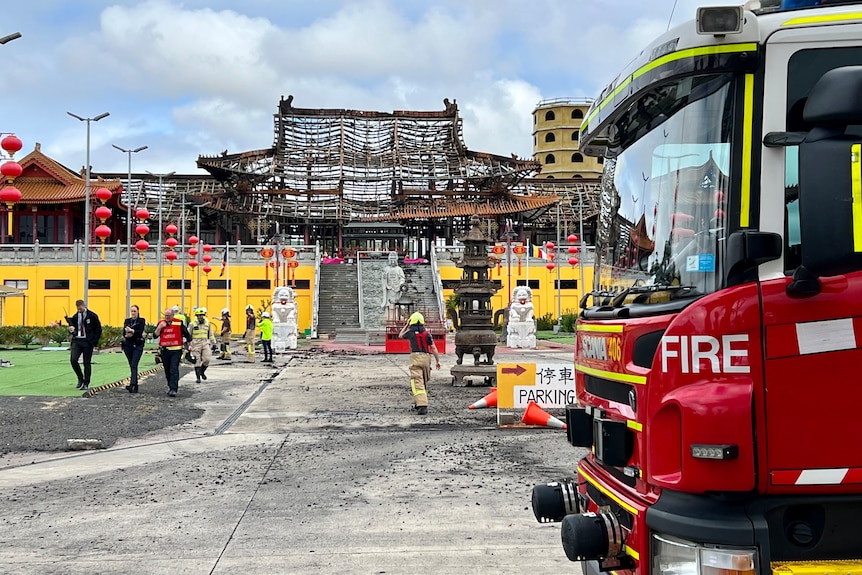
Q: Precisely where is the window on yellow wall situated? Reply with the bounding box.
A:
[572,109,584,119]
[572,130,579,140]
[545,133,556,143]
[572,153,584,163]
[545,154,556,164]
[545,110,555,121]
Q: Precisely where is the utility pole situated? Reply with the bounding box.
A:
[113,144,147,316]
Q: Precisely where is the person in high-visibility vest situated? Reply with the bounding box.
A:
[154,308,191,398]
[190,307,214,383]
[258,312,274,363]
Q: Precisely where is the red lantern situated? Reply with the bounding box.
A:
[136,239,150,252]
[287,259,300,285]
[203,244,212,253]
[165,237,178,249]
[188,235,199,246]
[95,224,111,240]
[282,247,296,259]
[1,161,22,181]
[1,135,23,157]
[567,234,579,243]
[165,251,178,262]
[202,265,212,275]
[0,185,21,236]
[95,188,112,203]
[0,186,22,205]
[202,254,212,263]
[511,243,527,274]
[546,262,556,271]
[188,259,198,269]
[188,246,199,257]
[165,223,178,236]
[567,245,579,254]
[135,208,150,220]
[568,257,580,267]
[260,246,275,279]
[135,223,150,236]
[95,224,111,259]
[545,241,555,251]
[95,205,112,222]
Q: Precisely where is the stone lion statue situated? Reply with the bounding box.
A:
[507,285,536,349]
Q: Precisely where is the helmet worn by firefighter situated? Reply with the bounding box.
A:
[195,307,207,315]
[221,308,230,316]
[409,312,424,325]
[261,312,271,318]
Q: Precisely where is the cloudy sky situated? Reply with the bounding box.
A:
[1,0,738,175]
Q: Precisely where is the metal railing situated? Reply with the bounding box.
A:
[429,246,447,324]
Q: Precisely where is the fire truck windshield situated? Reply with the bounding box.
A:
[595,74,734,303]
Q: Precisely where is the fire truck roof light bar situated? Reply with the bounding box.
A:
[691,444,739,460]
[697,6,744,35]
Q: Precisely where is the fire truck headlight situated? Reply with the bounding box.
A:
[652,534,757,575]
[531,480,579,523]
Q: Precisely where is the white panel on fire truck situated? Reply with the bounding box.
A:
[795,318,856,355]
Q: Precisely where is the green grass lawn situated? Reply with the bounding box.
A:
[535,330,575,345]
[0,347,161,397]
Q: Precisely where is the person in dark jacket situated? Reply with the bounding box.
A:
[122,304,146,394]
[66,299,102,391]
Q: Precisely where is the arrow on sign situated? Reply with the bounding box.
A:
[501,365,527,376]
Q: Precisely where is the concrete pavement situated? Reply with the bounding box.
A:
[0,341,584,574]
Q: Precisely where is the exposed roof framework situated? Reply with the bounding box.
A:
[195,97,556,223]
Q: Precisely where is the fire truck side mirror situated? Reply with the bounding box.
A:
[725,231,782,286]
[797,66,862,279]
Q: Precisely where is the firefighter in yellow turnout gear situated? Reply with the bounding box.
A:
[190,307,215,382]
[399,312,441,415]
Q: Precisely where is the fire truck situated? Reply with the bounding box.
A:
[532,1,862,574]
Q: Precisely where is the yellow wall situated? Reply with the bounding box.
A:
[437,258,593,323]
[0,260,315,334]
[2,256,591,332]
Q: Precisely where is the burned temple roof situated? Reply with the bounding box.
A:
[196,96,550,222]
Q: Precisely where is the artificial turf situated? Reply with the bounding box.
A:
[0,348,161,397]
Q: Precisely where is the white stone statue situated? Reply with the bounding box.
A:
[271,286,299,350]
[507,285,537,349]
[381,251,406,321]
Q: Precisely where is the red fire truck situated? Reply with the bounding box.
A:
[532,1,862,574]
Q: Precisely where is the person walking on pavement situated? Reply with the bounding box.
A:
[216,308,232,360]
[244,305,256,363]
[122,304,146,394]
[172,305,188,328]
[190,307,214,382]
[258,311,274,362]
[154,307,191,397]
[66,299,102,391]
[398,312,441,415]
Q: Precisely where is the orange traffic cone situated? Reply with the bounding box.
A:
[522,400,567,429]
[468,387,498,410]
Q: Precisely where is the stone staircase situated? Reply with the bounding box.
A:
[316,263,360,337]
[402,264,443,323]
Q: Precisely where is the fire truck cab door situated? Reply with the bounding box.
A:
[759,23,862,491]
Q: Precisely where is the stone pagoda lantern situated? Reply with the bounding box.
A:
[450,215,500,384]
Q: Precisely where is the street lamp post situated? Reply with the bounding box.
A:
[67,111,110,304]
[180,185,186,314]
[194,202,211,309]
[147,171,175,317]
[113,144,147,316]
